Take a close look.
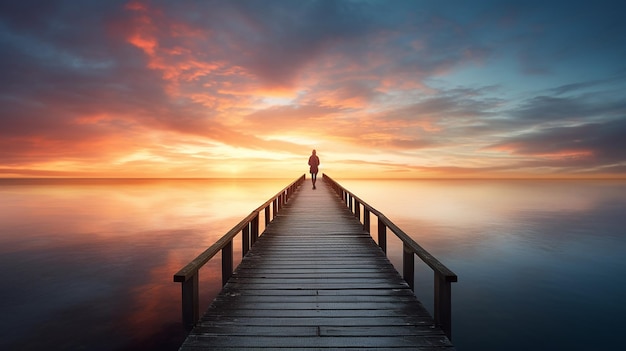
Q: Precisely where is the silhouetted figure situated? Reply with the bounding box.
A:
[308,149,320,189]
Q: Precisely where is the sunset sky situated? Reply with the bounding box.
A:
[1,0,625,178]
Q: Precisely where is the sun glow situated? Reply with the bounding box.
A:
[1,1,624,179]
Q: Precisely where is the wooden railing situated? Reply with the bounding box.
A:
[173,174,306,329]
[323,174,458,339]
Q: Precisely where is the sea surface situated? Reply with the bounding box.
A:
[1,177,625,350]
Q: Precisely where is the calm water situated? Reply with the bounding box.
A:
[340,179,626,351]
[1,178,625,350]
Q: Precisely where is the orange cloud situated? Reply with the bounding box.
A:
[2,1,624,179]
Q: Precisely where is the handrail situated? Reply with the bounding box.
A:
[173,174,306,329]
[323,174,458,339]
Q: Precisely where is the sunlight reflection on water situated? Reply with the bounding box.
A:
[1,178,625,350]
[0,178,291,350]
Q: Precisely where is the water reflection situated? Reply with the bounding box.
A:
[0,178,292,350]
[340,179,626,351]
[2,178,625,350]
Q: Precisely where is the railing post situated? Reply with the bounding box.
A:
[273,198,278,219]
[251,213,259,244]
[435,272,453,340]
[355,200,361,220]
[363,209,370,233]
[222,240,233,286]
[264,205,270,226]
[378,218,387,253]
[181,273,199,330]
[242,225,250,256]
[403,243,415,291]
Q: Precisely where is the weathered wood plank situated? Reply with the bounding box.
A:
[231,272,402,279]
[201,308,432,318]
[213,294,421,303]
[182,335,453,348]
[179,179,455,350]
[193,324,446,337]
[217,287,419,297]
[206,302,431,312]
[198,316,435,326]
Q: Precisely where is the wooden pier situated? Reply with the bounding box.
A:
[174,175,457,350]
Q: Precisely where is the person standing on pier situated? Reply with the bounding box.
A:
[308,149,320,189]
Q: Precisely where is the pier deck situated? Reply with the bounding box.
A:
[178,177,455,350]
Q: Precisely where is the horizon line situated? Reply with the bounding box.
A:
[1,176,625,181]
